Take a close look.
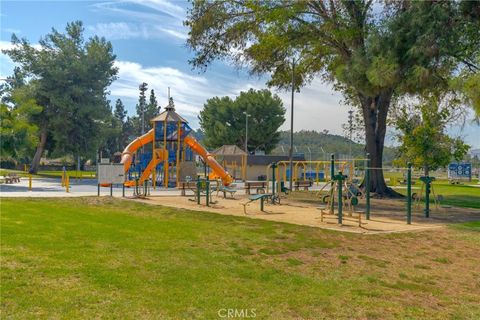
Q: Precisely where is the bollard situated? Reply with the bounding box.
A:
[365,153,370,220]
[407,163,412,224]
[66,175,70,193]
[28,174,32,191]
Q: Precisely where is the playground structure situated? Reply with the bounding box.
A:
[89,95,449,228]
[110,98,233,190]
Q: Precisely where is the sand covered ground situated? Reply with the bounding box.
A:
[133,192,480,234]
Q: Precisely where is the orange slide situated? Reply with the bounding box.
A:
[102,130,232,187]
[184,136,234,186]
[101,129,158,187]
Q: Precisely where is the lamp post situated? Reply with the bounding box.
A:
[289,59,295,190]
[274,58,296,189]
[243,111,249,153]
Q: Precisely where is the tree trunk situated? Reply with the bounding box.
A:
[361,89,401,197]
[29,127,47,174]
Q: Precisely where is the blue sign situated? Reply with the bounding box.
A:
[448,163,471,179]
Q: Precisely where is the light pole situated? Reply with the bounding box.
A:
[243,111,249,154]
[289,59,295,190]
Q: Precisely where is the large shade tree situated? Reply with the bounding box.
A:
[185,0,480,195]
[393,95,470,176]
[199,89,285,153]
[3,21,118,173]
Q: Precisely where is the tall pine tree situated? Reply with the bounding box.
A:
[145,89,159,129]
[135,82,148,135]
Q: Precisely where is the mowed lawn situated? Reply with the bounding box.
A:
[1,198,479,319]
[394,181,480,209]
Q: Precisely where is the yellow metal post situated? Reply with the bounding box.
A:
[66,175,70,193]
[28,174,32,191]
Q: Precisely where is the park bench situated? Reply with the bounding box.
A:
[245,181,267,194]
[242,193,280,214]
[178,181,198,196]
[294,180,312,191]
[214,184,237,199]
[4,173,20,184]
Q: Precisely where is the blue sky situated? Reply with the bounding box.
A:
[1,0,479,148]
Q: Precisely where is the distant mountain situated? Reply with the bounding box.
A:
[271,130,398,164]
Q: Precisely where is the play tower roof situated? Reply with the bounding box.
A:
[150,97,188,123]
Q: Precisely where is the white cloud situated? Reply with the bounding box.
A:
[90,0,187,41]
[110,60,219,119]
[87,22,150,40]
[109,59,350,137]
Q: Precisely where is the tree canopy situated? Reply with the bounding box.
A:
[3,21,118,172]
[199,89,285,153]
[185,0,480,195]
[394,95,470,175]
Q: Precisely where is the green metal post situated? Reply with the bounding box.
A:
[206,179,210,207]
[271,162,277,197]
[330,154,335,214]
[365,153,371,220]
[407,163,412,224]
[337,172,343,224]
[197,175,201,205]
[424,178,430,218]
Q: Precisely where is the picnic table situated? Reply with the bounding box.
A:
[4,173,20,184]
[178,181,198,196]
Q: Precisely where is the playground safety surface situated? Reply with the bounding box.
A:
[134,195,480,235]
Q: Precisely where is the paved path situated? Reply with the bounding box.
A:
[0,177,182,197]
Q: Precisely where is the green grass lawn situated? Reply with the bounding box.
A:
[36,170,96,179]
[1,198,480,319]
[391,180,480,209]
[0,169,96,179]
